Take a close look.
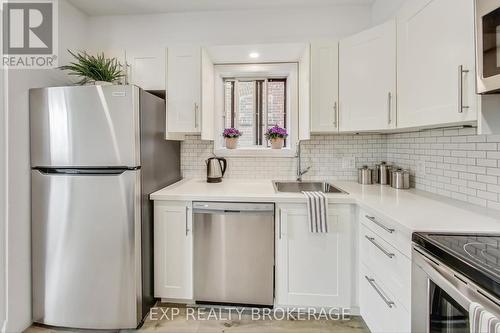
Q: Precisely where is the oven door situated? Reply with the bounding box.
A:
[476,0,500,93]
[412,247,500,333]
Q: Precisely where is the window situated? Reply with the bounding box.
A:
[224,78,287,148]
[214,63,298,157]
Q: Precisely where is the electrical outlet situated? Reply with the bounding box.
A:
[342,157,356,169]
[416,161,426,176]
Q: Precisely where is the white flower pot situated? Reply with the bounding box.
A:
[270,138,284,149]
[85,80,113,86]
[225,137,238,149]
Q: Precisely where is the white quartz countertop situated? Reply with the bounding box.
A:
[150,178,500,234]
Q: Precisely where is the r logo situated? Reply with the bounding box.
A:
[2,2,53,55]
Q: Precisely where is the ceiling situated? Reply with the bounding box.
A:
[68,0,374,16]
[206,43,308,64]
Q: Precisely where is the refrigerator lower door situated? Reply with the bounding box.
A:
[31,169,142,329]
[30,85,140,168]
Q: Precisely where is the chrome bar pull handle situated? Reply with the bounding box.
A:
[194,103,199,129]
[365,236,395,258]
[365,215,395,234]
[458,65,469,113]
[365,276,395,308]
[185,206,189,236]
[333,102,338,128]
[278,209,282,240]
[387,92,392,124]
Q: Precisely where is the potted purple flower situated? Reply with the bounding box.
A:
[265,125,288,149]
[222,128,242,149]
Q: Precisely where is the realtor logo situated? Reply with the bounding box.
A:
[2,0,58,68]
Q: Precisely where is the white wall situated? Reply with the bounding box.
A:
[87,5,372,51]
[1,68,7,333]
[371,0,407,25]
[3,1,88,332]
[1,3,7,332]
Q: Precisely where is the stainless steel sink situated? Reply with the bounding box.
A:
[273,181,348,194]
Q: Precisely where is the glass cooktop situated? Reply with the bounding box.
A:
[413,233,500,300]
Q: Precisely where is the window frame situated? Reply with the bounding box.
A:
[214,63,298,157]
[224,78,287,148]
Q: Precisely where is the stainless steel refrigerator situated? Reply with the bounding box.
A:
[29,85,181,330]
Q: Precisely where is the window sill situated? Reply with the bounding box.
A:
[214,147,296,158]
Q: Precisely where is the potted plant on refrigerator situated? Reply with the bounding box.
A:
[223,128,242,149]
[265,125,288,149]
[59,50,124,85]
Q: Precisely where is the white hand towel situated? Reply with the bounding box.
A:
[302,191,328,233]
[470,302,500,333]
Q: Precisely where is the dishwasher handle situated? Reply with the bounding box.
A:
[192,201,274,214]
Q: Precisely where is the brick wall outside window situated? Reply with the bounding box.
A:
[224,80,286,147]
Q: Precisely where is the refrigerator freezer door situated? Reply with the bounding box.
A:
[31,169,142,329]
[30,85,140,168]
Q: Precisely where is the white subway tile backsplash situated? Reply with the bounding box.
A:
[477,143,498,150]
[181,127,500,211]
[488,152,500,159]
[386,128,500,211]
[181,134,386,181]
[488,168,500,176]
[487,135,500,142]
[477,175,498,184]
[489,184,500,193]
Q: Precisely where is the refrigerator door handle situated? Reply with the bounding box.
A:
[34,167,138,175]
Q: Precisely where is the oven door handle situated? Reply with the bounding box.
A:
[413,247,472,311]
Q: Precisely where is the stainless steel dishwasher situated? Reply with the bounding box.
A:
[193,202,275,306]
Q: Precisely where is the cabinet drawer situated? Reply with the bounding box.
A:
[359,264,410,333]
[360,224,411,310]
[359,210,411,257]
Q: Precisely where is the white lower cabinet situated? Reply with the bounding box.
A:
[151,199,414,332]
[358,210,412,333]
[275,203,353,308]
[154,201,193,300]
[360,264,410,333]
[360,224,411,310]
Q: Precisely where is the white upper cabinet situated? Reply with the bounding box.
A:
[126,47,166,90]
[339,20,396,132]
[397,0,477,128]
[310,41,339,133]
[299,44,311,140]
[201,49,215,141]
[167,45,201,134]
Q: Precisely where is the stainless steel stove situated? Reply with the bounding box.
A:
[412,233,500,333]
[413,233,500,300]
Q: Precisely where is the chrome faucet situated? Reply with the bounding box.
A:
[296,141,311,182]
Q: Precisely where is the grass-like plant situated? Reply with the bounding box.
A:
[60,50,123,85]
